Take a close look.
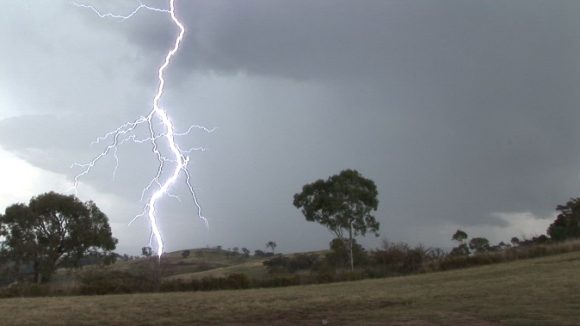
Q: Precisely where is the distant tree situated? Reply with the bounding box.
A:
[452,230,468,244]
[547,198,580,241]
[469,237,490,253]
[510,237,520,247]
[293,169,379,270]
[0,192,117,283]
[266,241,277,254]
[449,244,470,256]
[181,250,190,259]
[142,247,153,257]
[241,248,250,258]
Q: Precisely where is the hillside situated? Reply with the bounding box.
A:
[115,248,270,279]
[2,250,580,325]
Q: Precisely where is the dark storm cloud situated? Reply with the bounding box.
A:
[2,0,580,253]
[124,1,580,81]
[141,0,580,225]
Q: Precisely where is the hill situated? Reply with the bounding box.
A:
[1,249,579,325]
[116,248,269,279]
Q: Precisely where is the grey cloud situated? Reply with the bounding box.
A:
[2,1,580,254]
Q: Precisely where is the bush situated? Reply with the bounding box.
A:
[0,282,50,298]
[263,255,290,274]
[263,253,320,274]
[369,241,428,274]
[226,273,250,289]
[259,275,301,288]
[160,279,186,292]
[288,254,319,272]
[78,270,155,295]
[326,238,367,268]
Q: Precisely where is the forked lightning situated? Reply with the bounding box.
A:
[72,0,211,257]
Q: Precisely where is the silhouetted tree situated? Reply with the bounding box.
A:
[293,169,379,270]
[266,241,277,254]
[452,230,468,244]
[0,192,117,283]
[469,237,490,253]
[548,198,580,241]
[181,250,190,258]
[241,248,250,258]
[142,247,153,257]
[449,244,470,256]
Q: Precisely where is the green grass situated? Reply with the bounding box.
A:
[2,250,580,325]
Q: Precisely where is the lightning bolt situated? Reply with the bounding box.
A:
[72,0,212,257]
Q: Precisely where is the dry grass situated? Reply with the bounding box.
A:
[164,260,268,281]
[1,250,580,325]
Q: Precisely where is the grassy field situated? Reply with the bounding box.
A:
[48,248,270,285]
[1,250,580,325]
[120,248,266,278]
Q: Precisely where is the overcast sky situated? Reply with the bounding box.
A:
[1,0,580,255]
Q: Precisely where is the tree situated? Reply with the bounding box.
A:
[142,247,153,257]
[452,230,468,244]
[450,229,470,256]
[449,244,470,256]
[293,169,379,271]
[468,237,490,253]
[266,241,277,254]
[181,250,190,259]
[548,198,580,241]
[0,192,117,283]
[326,238,367,269]
[241,248,250,258]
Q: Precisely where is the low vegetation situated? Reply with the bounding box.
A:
[3,179,580,324]
[1,250,580,325]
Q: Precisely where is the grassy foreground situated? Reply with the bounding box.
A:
[2,251,580,325]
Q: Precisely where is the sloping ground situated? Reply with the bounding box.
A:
[2,251,580,325]
[114,248,267,278]
[164,259,268,280]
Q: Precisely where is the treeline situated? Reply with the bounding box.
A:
[3,236,580,298]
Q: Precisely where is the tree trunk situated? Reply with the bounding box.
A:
[348,222,354,271]
[33,261,42,284]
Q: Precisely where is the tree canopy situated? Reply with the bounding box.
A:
[468,237,490,253]
[548,198,580,241]
[293,169,379,270]
[266,241,277,253]
[452,230,468,243]
[0,192,117,283]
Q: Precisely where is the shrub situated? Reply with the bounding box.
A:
[0,282,50,298]
[326,238,368,268]
[369,241,428,274]
[226,273,250,289]
[78,270,155,295]
[263,255,291,274]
